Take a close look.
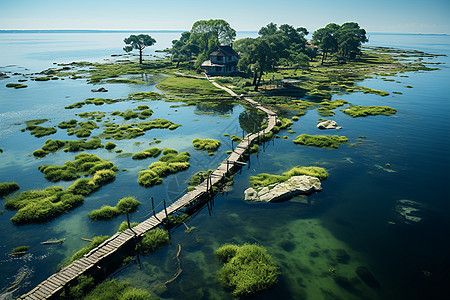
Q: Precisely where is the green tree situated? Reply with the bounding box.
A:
[169,31,194,67]
[312,24,339,64]
[123,34,156,64]
[336,22,368,59]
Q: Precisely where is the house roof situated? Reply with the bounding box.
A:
[210,45,239,57]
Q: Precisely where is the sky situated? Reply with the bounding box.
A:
[0,0,449,34]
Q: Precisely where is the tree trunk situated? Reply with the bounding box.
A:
[252,71,258,86]
[176,60,180,68]
[321,51,325,65]
[139,48,143,64]
[255,70,263,91]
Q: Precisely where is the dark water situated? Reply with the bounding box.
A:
[0,32,449,299]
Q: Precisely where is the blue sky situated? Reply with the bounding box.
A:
[0,0,449,34]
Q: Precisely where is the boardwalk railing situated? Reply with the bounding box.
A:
[20,76,278,300]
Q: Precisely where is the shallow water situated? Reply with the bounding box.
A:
[0,32,449,299]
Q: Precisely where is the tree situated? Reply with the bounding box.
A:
[123,34,156,64]
[258,22,278,36]
[169,31,194,67]
[312,24,339,64]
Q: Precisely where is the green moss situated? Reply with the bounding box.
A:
[137,228,169,254]
[0,182,19,198]
[293,134,348,149]
[6,83,28,89]
[292,116,299,121]
[192,138,221,153]
[166,213,189,228]
[317,107,335,117]
[216,244,279,296]
[64,275,94,298]
[342,105,397,117]
[12,246,29,253]
[81,278,155,300]
[128,91,164,101]
[5,187,84,224]
[58,119,78,129]
[132,147,161,160]
[249,144,260,154]
[34,76,51,81]
[250,165,328,188]
[33,138,104,157]
[88,205,119,221]
[118,221,139,232]
[38,153,117,182]
[105,142,116,150]
[187,169,213,191]
[23,120,56,138]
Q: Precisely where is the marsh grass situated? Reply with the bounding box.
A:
[216,243,279,296]
[192,138,221,155]
[33,138,104,157]
[250,165,328,188]
[64,235,110,266]
[6,83,28,89]
[4,186,84,224]
[12,246,29,253]
[293,134,348,149]
[0,182,20,198]
[105,142,116,150]
[117,221,139,232]
[132,147,162,160]
[342,105,397,117]
[137,228,169,254]
[187,169,213,191]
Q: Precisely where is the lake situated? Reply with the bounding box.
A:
[0,31,449,299]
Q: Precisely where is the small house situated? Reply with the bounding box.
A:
[201,45,239,76]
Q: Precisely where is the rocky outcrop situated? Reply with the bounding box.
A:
[91,87,108,92]
[244,175,322,202]
[317,120,342,130]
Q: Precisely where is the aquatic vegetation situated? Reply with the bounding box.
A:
[187,169,213,191]
[67,169,115,196]
[158,75,227,95]
[38,153,118,182]
[128,91,164,100]
[105,142,116,150]
[224,134,242,143]
[12,246,29,253]
[112,108,154,120]
[81,278,154,299]
[192,138,221,154]
[137,228,169,254]
[293,134,348,149]
[250,165,328,188]
[62,275,94,298]
[317,107,335,117]
[292,116,299,121]
[65,120,98,137]
[342,105,397,117]
[33,138,104,157]
[0,182,19,198]
[216,243,279,296]
[250,143,260,154]
[58,119,78,129]
[6,83,27,89]
[138,149,190,187]
[34,76,51,81]
[117,221,139,232]
[65,97,123,109]
[4,186,84,224]
[132,147,161,160]
[166,213,189,228]
[100,119,180,140]
[64,235,110,266]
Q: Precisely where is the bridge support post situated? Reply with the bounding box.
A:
[163,199,168,220]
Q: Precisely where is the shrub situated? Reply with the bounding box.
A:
[216,244,279,296]
[116,197,141,213]
[0,182,19,198]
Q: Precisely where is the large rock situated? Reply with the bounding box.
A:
[317,120,342,130]
[244,175,322,202]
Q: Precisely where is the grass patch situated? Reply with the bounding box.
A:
[117,221,139,232]
[216,243,279,296]
[193,138,221,155]
[4,186,84,224]
[317,107,335,117]
[88,196,141,221]
[187,169,213,191]
[137,228,170,254]
[132,147,161,160]
[138,149,190,187]
[342,105,397,117]
[99,119,181,140]
[38,153,118,182]
[250,165,328,188]
[293,134,348,149]
[105,142,116,150]
[80,278,155,299]
[33,138,104,157]
[0,182,19,198]
[6,83,27,89]
[158,75,227,95]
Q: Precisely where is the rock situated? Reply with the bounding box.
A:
[91,87,108,92]
[0,72,10,79]
[244,175,322,202]
[394,199,423,224]
[317,120,342,130]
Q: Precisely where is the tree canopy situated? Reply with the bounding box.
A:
[123,34,156,64]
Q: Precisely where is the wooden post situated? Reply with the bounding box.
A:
[151,197,155,217]
[126,211,131,229]
[163,199,168,220]
[231,139,233,151]
[206,175,209,192]
[226,160,229,173]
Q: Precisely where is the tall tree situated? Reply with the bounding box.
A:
[336,22,368,59]
[312,24,339,64]
[123,34,156,64]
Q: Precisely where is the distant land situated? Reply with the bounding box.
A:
[0,29,448,36]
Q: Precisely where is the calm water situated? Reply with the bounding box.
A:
[0,32,449,300]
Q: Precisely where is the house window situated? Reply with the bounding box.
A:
[217,56,223,61]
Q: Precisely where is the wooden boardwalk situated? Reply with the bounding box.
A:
[20,77,278,300]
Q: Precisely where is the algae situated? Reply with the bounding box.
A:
[0,182,20,198]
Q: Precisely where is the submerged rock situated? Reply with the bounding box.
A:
[244,175,322,202]
[91,87,108,92]
[393,199,423,225]
[317,120,342,130]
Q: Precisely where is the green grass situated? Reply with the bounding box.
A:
[38,153,118,182]
[117,221,139,232]
[80,278,156,300]
[341,105,397,117]
[216,244,279,296]
[187,169,213,191]
[12,246,29,253]
[128,91,164,101]
[293,134,348,149]
[6,83,28,89]
[158,75,227,95]
[138,149,190,187]
[64,235,110,266]
[0,182,20,198]
[4,186,84,224]
[137,228,169,254]
[132,147,161,160]
[33,138,104,157]
[192,138,221,154]
[317,107,335,117]
[105,142,116,150]
[250,165,328,188]
[99,119,181,140]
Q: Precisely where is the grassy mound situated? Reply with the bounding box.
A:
[24,119,57,137]
[132,147,161,160]
[293,134,348,149]
[33,138,103,157]
[216,244,279,296]
[99,119,181,140]
[137,228,169,254]
[128,91,164,100]
[6,83,28,89]
[38,153,118,182]
[105,142,116,150]
[192,138,221,155]
[250,165,328,188]
[138,149,190,187]
[81,279,155,300]
[0,182,19,198]
[4,186,84,224]
[88,197,141,221]
[117,221,139,232]
[64,235,110,266]
[342,105,397,117]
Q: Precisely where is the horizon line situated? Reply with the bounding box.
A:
[0,29,448,36]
